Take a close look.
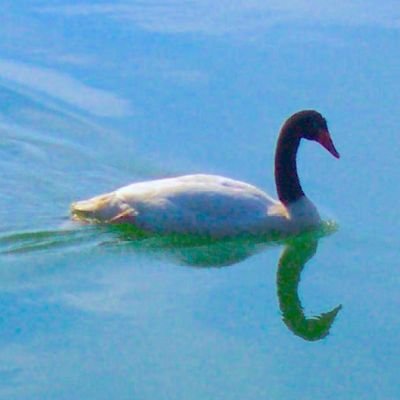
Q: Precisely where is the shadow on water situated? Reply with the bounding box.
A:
[0,220,341,341]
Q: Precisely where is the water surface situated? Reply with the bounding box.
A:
[1,1,400,399]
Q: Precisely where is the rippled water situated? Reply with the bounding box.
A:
[1,2,400,399]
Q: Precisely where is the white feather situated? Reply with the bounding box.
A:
[71,174,320,237]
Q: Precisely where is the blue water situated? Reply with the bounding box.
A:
[1,2,400,399]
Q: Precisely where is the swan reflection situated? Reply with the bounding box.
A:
[1,222,341,341]
[111,223,341,341]
[276,236,342,341]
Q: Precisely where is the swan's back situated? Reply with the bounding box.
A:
[71,174,285,237]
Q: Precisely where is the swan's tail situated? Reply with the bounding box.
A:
[71,193,137,223]
[71,193,114,222]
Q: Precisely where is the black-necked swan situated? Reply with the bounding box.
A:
[71,110,340,237]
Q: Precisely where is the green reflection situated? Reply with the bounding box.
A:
[0,221,341,341]
[106,222,342,341]
[277,235,342,341]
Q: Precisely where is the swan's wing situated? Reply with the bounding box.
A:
[116,174,278,235]
[71,174,285,235]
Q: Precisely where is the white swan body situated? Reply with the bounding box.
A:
[71,110,339,238]
[72,174,320,237]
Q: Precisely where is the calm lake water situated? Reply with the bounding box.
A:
[1,1,400,399]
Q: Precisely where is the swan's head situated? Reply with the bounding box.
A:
[292,110,340,159]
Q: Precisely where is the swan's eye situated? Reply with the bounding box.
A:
[312,120,320,130]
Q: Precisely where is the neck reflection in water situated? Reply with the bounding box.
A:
[110,223,342,341]
[1,222,341,342]
[277,236,342,341]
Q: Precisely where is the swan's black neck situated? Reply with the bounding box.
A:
[274,124,304,205]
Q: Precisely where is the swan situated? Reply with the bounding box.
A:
[71,110,340,237]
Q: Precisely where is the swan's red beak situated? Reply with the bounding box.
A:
[317,130,340,159]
